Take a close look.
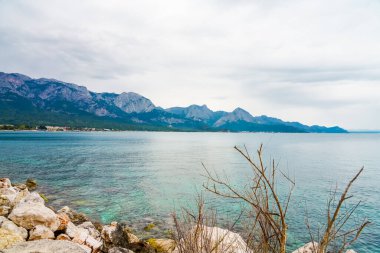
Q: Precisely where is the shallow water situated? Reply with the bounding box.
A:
[0,131,379,252]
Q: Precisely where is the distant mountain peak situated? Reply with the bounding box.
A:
[213,108,255,127]
[0,72,347,133]
[114,92,155,113]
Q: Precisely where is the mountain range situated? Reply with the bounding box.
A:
[0,72,347,133]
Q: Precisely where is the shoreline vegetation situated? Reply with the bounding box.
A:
[0,145,369,253]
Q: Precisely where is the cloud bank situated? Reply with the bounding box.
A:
[1,0,380,129]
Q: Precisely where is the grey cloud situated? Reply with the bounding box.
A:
[0,0,380,129]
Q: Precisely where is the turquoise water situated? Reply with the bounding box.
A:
[0,131,379,252]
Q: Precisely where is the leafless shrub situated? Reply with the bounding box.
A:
[172,145,369,253]
[171,195,250,253]
[202,144,295,253]
[315,168,370,253]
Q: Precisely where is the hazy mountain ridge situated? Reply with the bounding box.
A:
[0,72,347,133]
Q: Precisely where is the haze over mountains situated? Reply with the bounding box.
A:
[0,72,347,133]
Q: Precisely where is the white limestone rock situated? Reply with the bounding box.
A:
[29,225,55,240]
[0,216,28,239]
[66,221,103,252]
[292,242,319,253]
[174,226,252,253]
[8,192,60,231]
[78,221,102,241]
[1,239,87,253]
[0,227,25,250]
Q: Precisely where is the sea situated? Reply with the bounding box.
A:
[0,131,379,252]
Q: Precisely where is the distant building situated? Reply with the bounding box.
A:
[45,126,69,132]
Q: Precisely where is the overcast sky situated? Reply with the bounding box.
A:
[1,0,380,130]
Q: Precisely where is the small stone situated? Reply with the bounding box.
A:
[25,178,37,191]
[29,225,55,240]
[0,178,12,188]
[78,221,102,241]
[57,234,71,241]
[85,235,102,252]
[109,247,134,253]
[292,242,319,253]
[12,183,27,190]
[148,238,176,253]
[58,206,88,225]
[57,212,71,230]
[0,187,18,206]
[0,205,11,216]
[127,232,140,244]
[66,222,88,239]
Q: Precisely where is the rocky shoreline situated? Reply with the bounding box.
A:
[0,178,358,253]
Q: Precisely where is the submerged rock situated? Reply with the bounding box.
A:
[1,239,87,253]
[8,192,60,231]
[25,178,37,191]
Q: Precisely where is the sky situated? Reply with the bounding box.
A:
[0,0,380,130]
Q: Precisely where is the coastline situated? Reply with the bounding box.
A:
[0,177,361,253]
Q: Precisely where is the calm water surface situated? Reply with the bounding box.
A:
[0,132,379,252]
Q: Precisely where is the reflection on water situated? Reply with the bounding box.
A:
[0,131,379,252]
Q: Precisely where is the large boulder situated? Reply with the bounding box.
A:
[174,226,252,253]
[0,178,30,211]
[29,225,55,240]
[8,192,60,231]
[0,227,25,250]
[0,185,18,207]
[292,242,319,253]
[0,216,28,239]
[1,239,88,253]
